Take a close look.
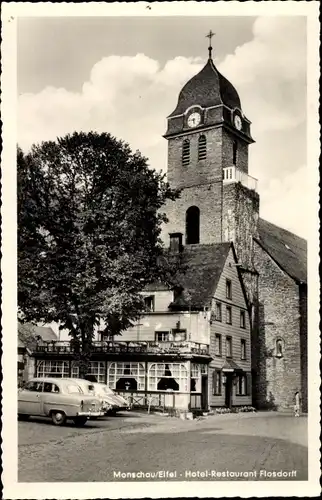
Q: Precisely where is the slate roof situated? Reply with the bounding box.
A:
[18,323,58,350]
[169,242,232,309]
[168,58,241,117]
[144,282,170,292]
[256,218,307,284]
[33,326,58,341]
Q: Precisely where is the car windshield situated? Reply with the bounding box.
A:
[66,383,82,394]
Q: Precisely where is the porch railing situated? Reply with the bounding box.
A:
[223,166,258,192]
[35,340,210,356]
[116,390,203,410]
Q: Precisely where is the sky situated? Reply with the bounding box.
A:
[17,15,308,238]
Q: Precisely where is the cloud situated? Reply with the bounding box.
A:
[18,53,202,160]
[18,17,307,237]
[260,166,308,239]
[218,16,306,134]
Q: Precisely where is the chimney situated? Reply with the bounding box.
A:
[169,232,183,254]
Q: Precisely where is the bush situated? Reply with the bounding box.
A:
[237,406,257,413]
[213,406,257,414]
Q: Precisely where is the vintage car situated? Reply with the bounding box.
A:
[65,378,114,415]
[18,377,105,426]
[69,378,131,414]
[94,383,131,413]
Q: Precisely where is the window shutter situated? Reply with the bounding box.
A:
[246,372,252,396]
[182,139,190,166]
[212,370,216,395]
[198,135,207,160]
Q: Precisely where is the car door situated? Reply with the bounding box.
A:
[18,380,43,415]
[40,381,62,416]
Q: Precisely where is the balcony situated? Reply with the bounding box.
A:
[223,166,258,192]
[35,340,210,357]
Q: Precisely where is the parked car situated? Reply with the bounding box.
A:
[69,378,130,414]
[96,384,132,413]
[91,383,131,414]
[18,377,105,426]
[66,378,115,414]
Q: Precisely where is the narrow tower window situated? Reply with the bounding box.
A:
[186,206,200,244]
[182,139,190,166]
[233,140,238,166]
[198,135,207,160]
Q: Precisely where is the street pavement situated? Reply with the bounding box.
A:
[18,411,308,482]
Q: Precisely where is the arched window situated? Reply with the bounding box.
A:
[148,363,188,392]
[37,360,69,378]
[86,361,106,383]
[275,338,284,358]
[233,140,238,166]
[186,206,200,244]
[107,362,145,390]
[182,139,190,166]
[70,361,106,383]
[198,135,207,160]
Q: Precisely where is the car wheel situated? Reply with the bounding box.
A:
[51,411,66,426]
[73,416,88,426]
[18,414,29,421]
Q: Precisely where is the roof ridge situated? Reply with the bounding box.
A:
[259,217,307,243]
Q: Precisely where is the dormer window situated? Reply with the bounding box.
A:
[155,331,170,342]
[144,295,155,312]
[182,139,190,166]
[173,286,183,302]
[171,329,187,341]
[198,135,207,160]
[155,329,187,342]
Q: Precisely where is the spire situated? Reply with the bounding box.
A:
[206,30,215,60]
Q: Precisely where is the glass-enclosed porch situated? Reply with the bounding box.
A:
[35,359,209,410]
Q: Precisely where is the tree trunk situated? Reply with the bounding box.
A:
[78,358,90,379]
[78,324,94,379]
[70,325,93,379]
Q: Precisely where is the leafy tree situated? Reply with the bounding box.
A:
[18,322,39,351]
[18,132,180,375]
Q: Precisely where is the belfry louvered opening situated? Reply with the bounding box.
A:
[198,135,207,160]
[182,139,190,166]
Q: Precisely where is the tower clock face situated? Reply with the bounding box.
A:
[187,112,201,128]
[234,115,242,131]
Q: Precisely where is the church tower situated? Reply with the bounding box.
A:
[162,33,260,271]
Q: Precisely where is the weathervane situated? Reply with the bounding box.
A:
[206,30,215,59]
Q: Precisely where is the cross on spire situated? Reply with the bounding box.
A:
[206,30,215,59]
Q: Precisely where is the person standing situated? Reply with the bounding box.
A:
[294,391,300,417]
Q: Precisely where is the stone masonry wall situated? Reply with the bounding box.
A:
[253,241,302,410]
[160,182,223,246]
[222,182,259,270]
[167,127,224,189]
[222,128,249,174]
[299,284,308,413]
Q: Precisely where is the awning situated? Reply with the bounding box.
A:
[221,359,244,373]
